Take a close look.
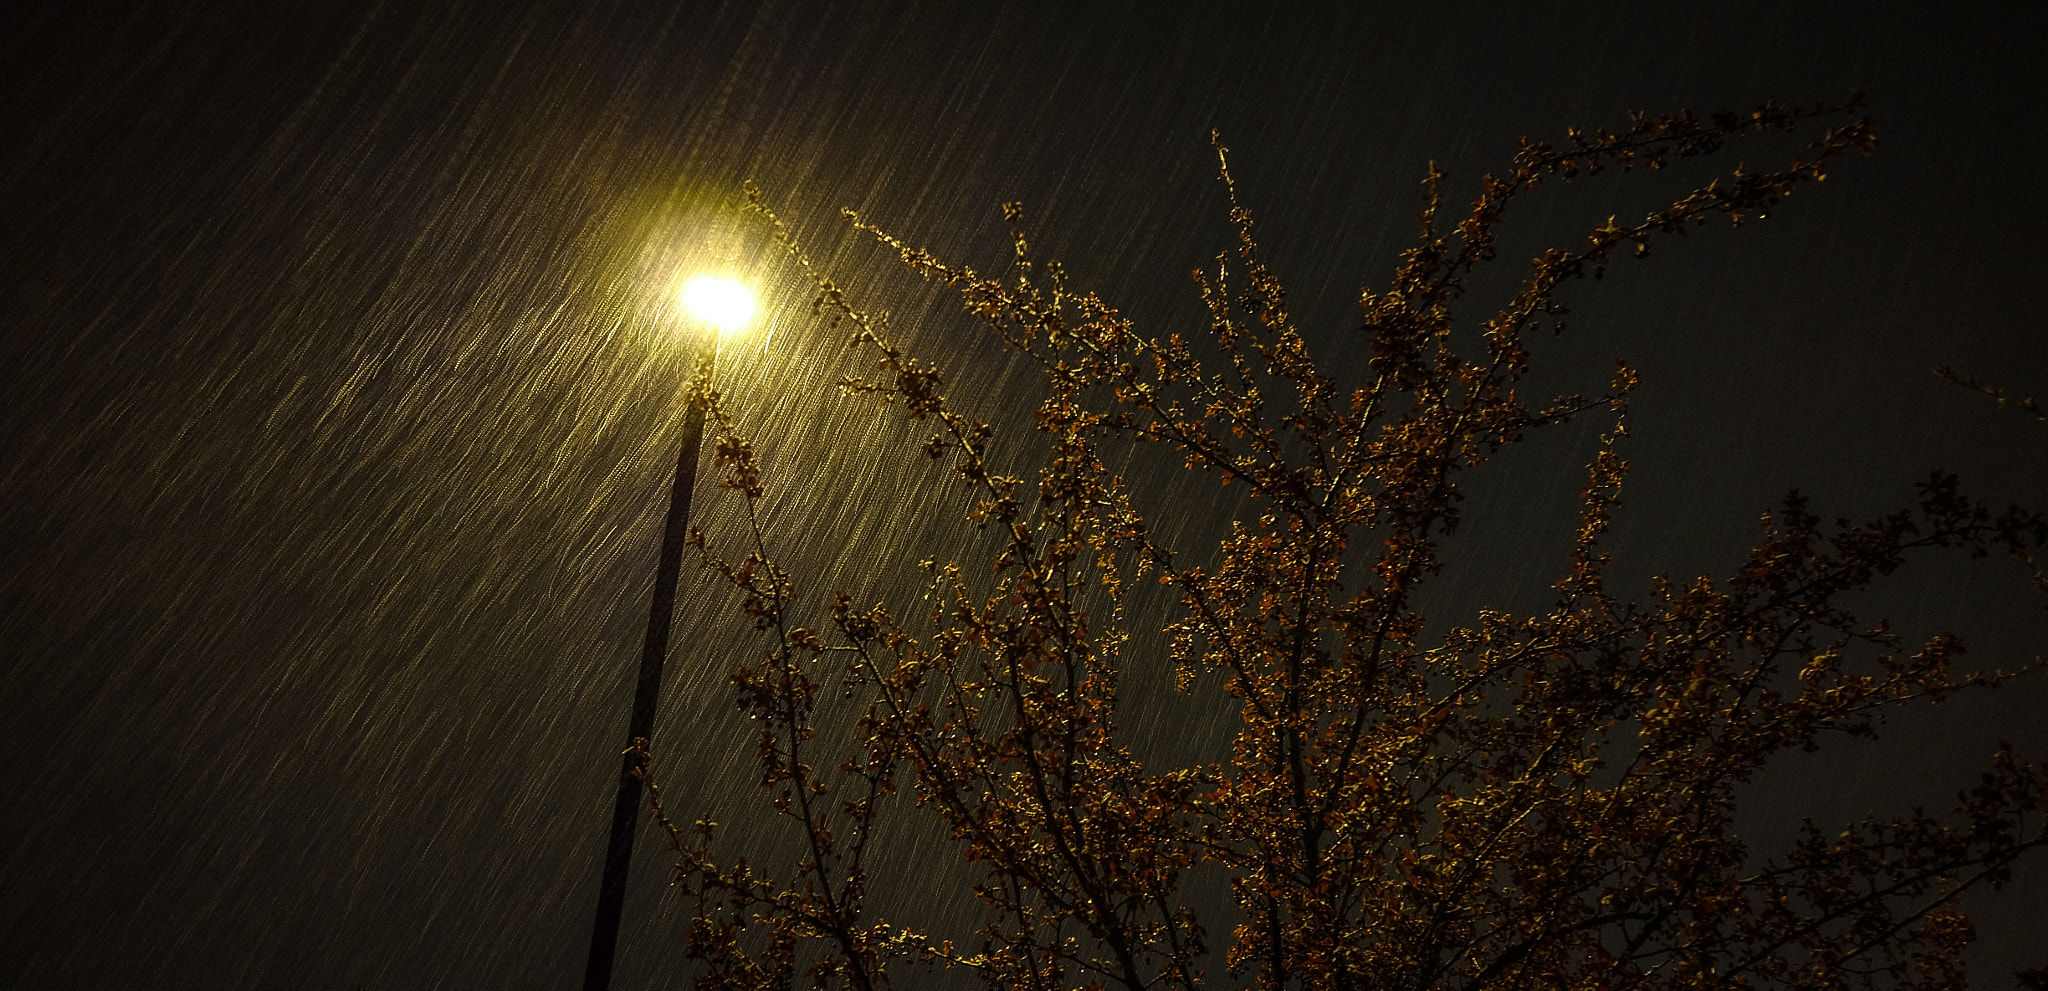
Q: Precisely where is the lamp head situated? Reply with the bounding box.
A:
[681,276,755,334]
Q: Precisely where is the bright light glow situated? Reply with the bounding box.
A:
[681,277,755,333]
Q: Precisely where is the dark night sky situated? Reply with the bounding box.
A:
[2,2,2044,988]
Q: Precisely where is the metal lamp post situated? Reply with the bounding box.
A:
[584,276,755,991]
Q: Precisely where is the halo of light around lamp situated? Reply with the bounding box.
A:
[681,276,755,333]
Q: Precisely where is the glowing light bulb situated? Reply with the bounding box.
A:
[681,277,755,333]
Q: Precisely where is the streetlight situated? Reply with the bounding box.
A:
[584,276,755,991]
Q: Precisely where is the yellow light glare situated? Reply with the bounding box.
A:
[681,276,755,333]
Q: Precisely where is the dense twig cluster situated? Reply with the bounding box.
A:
[642,100,2048,991]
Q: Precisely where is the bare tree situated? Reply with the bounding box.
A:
[637,98,2048,991]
